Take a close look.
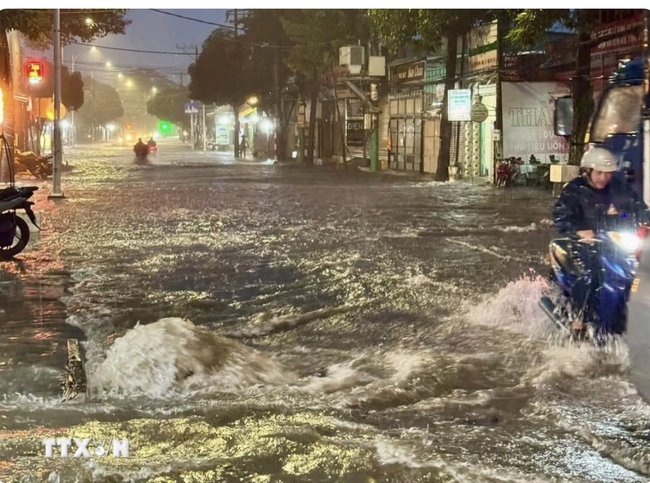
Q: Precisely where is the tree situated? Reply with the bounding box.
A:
[0,9,130,167]
[147,85,190,129]
[280,10,370,165]
[75,76,123,135]
[506,9,601,166]
[62,71,84,112]
[188,28,257,158]
[370,9,499,181]
[239,10,294,161]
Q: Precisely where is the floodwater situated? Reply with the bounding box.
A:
[1,142,649,482]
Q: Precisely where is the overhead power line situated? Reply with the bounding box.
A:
[149,9,235,30]
[69,41,194,55]
[148,9,335,50]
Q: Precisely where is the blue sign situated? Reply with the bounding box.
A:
[184,101,201,114]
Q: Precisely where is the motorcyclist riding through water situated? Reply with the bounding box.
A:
[133,137,147,157]
[552,147,650,335]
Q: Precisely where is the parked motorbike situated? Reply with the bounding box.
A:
[495,157,523,188]
[539,222,650,345]
[0,134,40,260]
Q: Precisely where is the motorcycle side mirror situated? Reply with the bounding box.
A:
[554,96,574,138]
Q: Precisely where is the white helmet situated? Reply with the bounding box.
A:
[580,147,618,172]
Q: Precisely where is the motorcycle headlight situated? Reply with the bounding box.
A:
[608,231,642,251]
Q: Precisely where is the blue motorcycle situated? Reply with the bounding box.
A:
[539,222,649,345]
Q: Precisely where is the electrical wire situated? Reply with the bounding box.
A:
[148,9,337,50]
[149,9,235,30]
[68,41,194,55]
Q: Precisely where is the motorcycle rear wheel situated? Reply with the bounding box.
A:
[0,216,30,260]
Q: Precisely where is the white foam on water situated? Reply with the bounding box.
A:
[464,273,553,339]
[373,438,559,482]
[88,317,296,400]
[405,274,434,286]
[499,222,547,233]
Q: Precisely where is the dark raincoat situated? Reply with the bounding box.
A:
[553,174,650,236]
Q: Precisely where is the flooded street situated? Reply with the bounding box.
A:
[1,141,650,482]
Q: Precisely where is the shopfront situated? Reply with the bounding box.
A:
[388,58,426,172]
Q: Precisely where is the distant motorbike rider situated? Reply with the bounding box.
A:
[133,137,147,157]
[147,137,157,148]
[552,147,650,333]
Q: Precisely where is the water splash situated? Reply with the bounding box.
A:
[464,273,553,339]
[88,317,295,400]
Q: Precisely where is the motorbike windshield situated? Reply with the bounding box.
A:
[590,85,643,143]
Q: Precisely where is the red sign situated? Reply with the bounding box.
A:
[24,62,44,84]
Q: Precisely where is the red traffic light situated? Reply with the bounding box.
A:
[24,62,44,84]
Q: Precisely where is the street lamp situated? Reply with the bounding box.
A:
[105,61,112,67]
[85,18,93,25]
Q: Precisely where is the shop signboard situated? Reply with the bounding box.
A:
[501,81,569,161]
[468,21,498,73]
[448,89,472,121]
[392,59,426,85]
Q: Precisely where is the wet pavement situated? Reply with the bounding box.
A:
[1,140,650,482]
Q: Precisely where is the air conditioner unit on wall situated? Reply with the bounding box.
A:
[339,46,365,75]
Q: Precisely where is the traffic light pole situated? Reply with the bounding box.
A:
[49,9,64,199]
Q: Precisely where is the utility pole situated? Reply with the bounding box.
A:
[49,9,64,199]
[494,15,505,185]
[369,83,379,172]
[196,45,206,152]
[226,9,242,158]
[177,43,200,150]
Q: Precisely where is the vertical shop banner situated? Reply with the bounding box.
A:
[501,82,570,161]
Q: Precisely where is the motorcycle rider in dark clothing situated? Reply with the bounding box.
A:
[552,147,650,333]
[133,137,147,157]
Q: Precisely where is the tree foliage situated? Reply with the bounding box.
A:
[0,9,131,50]
[238,10,293,115]
[280,10,370,80]
[63,71,84,111]
[188,28,255,108]
[76,76,123,127]
[147,85,190,128]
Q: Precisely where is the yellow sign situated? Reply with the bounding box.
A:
[43,99,67,120]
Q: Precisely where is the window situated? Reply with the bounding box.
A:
[590,84,643,143]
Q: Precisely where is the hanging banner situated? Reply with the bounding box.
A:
[501,82,570,161]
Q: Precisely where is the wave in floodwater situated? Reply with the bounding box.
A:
[88,317,295,400]
[47,272,635,409]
